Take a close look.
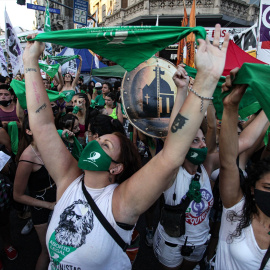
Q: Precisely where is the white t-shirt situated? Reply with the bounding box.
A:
[158,165,213,246]
[46,175,132,270]
[215,197,270,270]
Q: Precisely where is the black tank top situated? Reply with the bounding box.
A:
[19,160,55,192]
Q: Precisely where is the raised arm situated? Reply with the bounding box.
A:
[113,24,230,224]
[168,64,189,131]
[23,35,81,199]
[238,109,269,154]
[72,56,82,89]
[57,66,64,92]
[219,68,247,208]
[205,101,217,154]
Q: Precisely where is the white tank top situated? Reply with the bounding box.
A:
[158,165,213,246]
[46,175,132,270]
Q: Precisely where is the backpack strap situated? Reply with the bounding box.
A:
[259,244,270,270]
[81,179,128,252]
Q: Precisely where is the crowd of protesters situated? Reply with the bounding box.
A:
[0,24,269,270]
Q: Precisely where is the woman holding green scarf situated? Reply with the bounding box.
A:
[58,55,82,103]
[153,74,270,270]
[24,25,228,270]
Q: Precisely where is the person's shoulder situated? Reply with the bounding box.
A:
[19,146,35,162]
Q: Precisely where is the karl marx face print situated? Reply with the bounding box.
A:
[55,200,94,248]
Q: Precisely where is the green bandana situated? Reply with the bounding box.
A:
[72,105,81,114]
[57,130,83,160]
[10,80,67,110]
[31,26,206,71]
[44,0,51,32]
[220,63,270,121]
[185,65,261,120]
[61,90,75,103]
[186,147,208,165]
[78,140,116,172]
[39,62,60,78]
[90,99,95,109]
[44,55,79,66]
[187,180,201,203]
[7,121,18,155]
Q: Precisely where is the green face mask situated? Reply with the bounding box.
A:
[186,147,208,165]
[97,89,102,95]
[78,140,119,172]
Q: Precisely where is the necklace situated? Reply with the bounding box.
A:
[30,144,53,188]
[254,215,270,235]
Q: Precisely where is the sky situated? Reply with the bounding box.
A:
[0,0,36,31]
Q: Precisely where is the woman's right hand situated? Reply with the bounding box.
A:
[23,34,45,63]
[222,67,248,108]
[62,129,75,139]
[173,64,189,90]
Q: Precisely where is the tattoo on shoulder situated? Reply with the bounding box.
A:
[171,113,188,133]
[25,68,37,73]
[35,103,47,113]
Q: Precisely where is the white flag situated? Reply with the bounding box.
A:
[5,8,24,76]
[94,54,99,69]
[257,0,270,64]
[0,45,8,77]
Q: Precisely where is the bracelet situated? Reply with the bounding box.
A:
[189,87,214,112]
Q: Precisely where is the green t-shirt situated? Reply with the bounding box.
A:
[95,94,105,107]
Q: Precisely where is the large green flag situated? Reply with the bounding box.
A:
[185,65,261,120]
[10,79,66,110]
[44,55,79,66]
[31,26,206,71]
[44,0,51,32]
[39,62,60,78]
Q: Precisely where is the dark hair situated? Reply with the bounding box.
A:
[88,114,125,137]
[16,114,33,163]
[114,81,121,91]
[58,114,78,131]
[105,92,116,108]
[105,92,116,101]
[0,84,11,91]
[102,82,113,92]
[64,72,74,84]
[112,132,141,184]
[227,157,270,242]
[0,75,6,83]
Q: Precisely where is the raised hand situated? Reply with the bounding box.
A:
[222,67,248,108]
[23,34,45,63]
[173,64,189,90]
[195,24,229,80]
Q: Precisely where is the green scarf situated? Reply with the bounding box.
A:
[7,122,18,155]
[10,80,67,110]
[44,55,79,66]
[31,26,206,71]
[39,63,60,78]
[184,65,262,120]
[57,130,83,161]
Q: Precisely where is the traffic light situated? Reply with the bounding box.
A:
[17,0,26,5]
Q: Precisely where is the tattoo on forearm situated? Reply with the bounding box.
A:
[25,68,37,73]
[35,103,47,113]
[171,113,188,133]
[32,81,41,103]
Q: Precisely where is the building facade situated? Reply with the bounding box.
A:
[90,0,259,28]
[35,0,74,30]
